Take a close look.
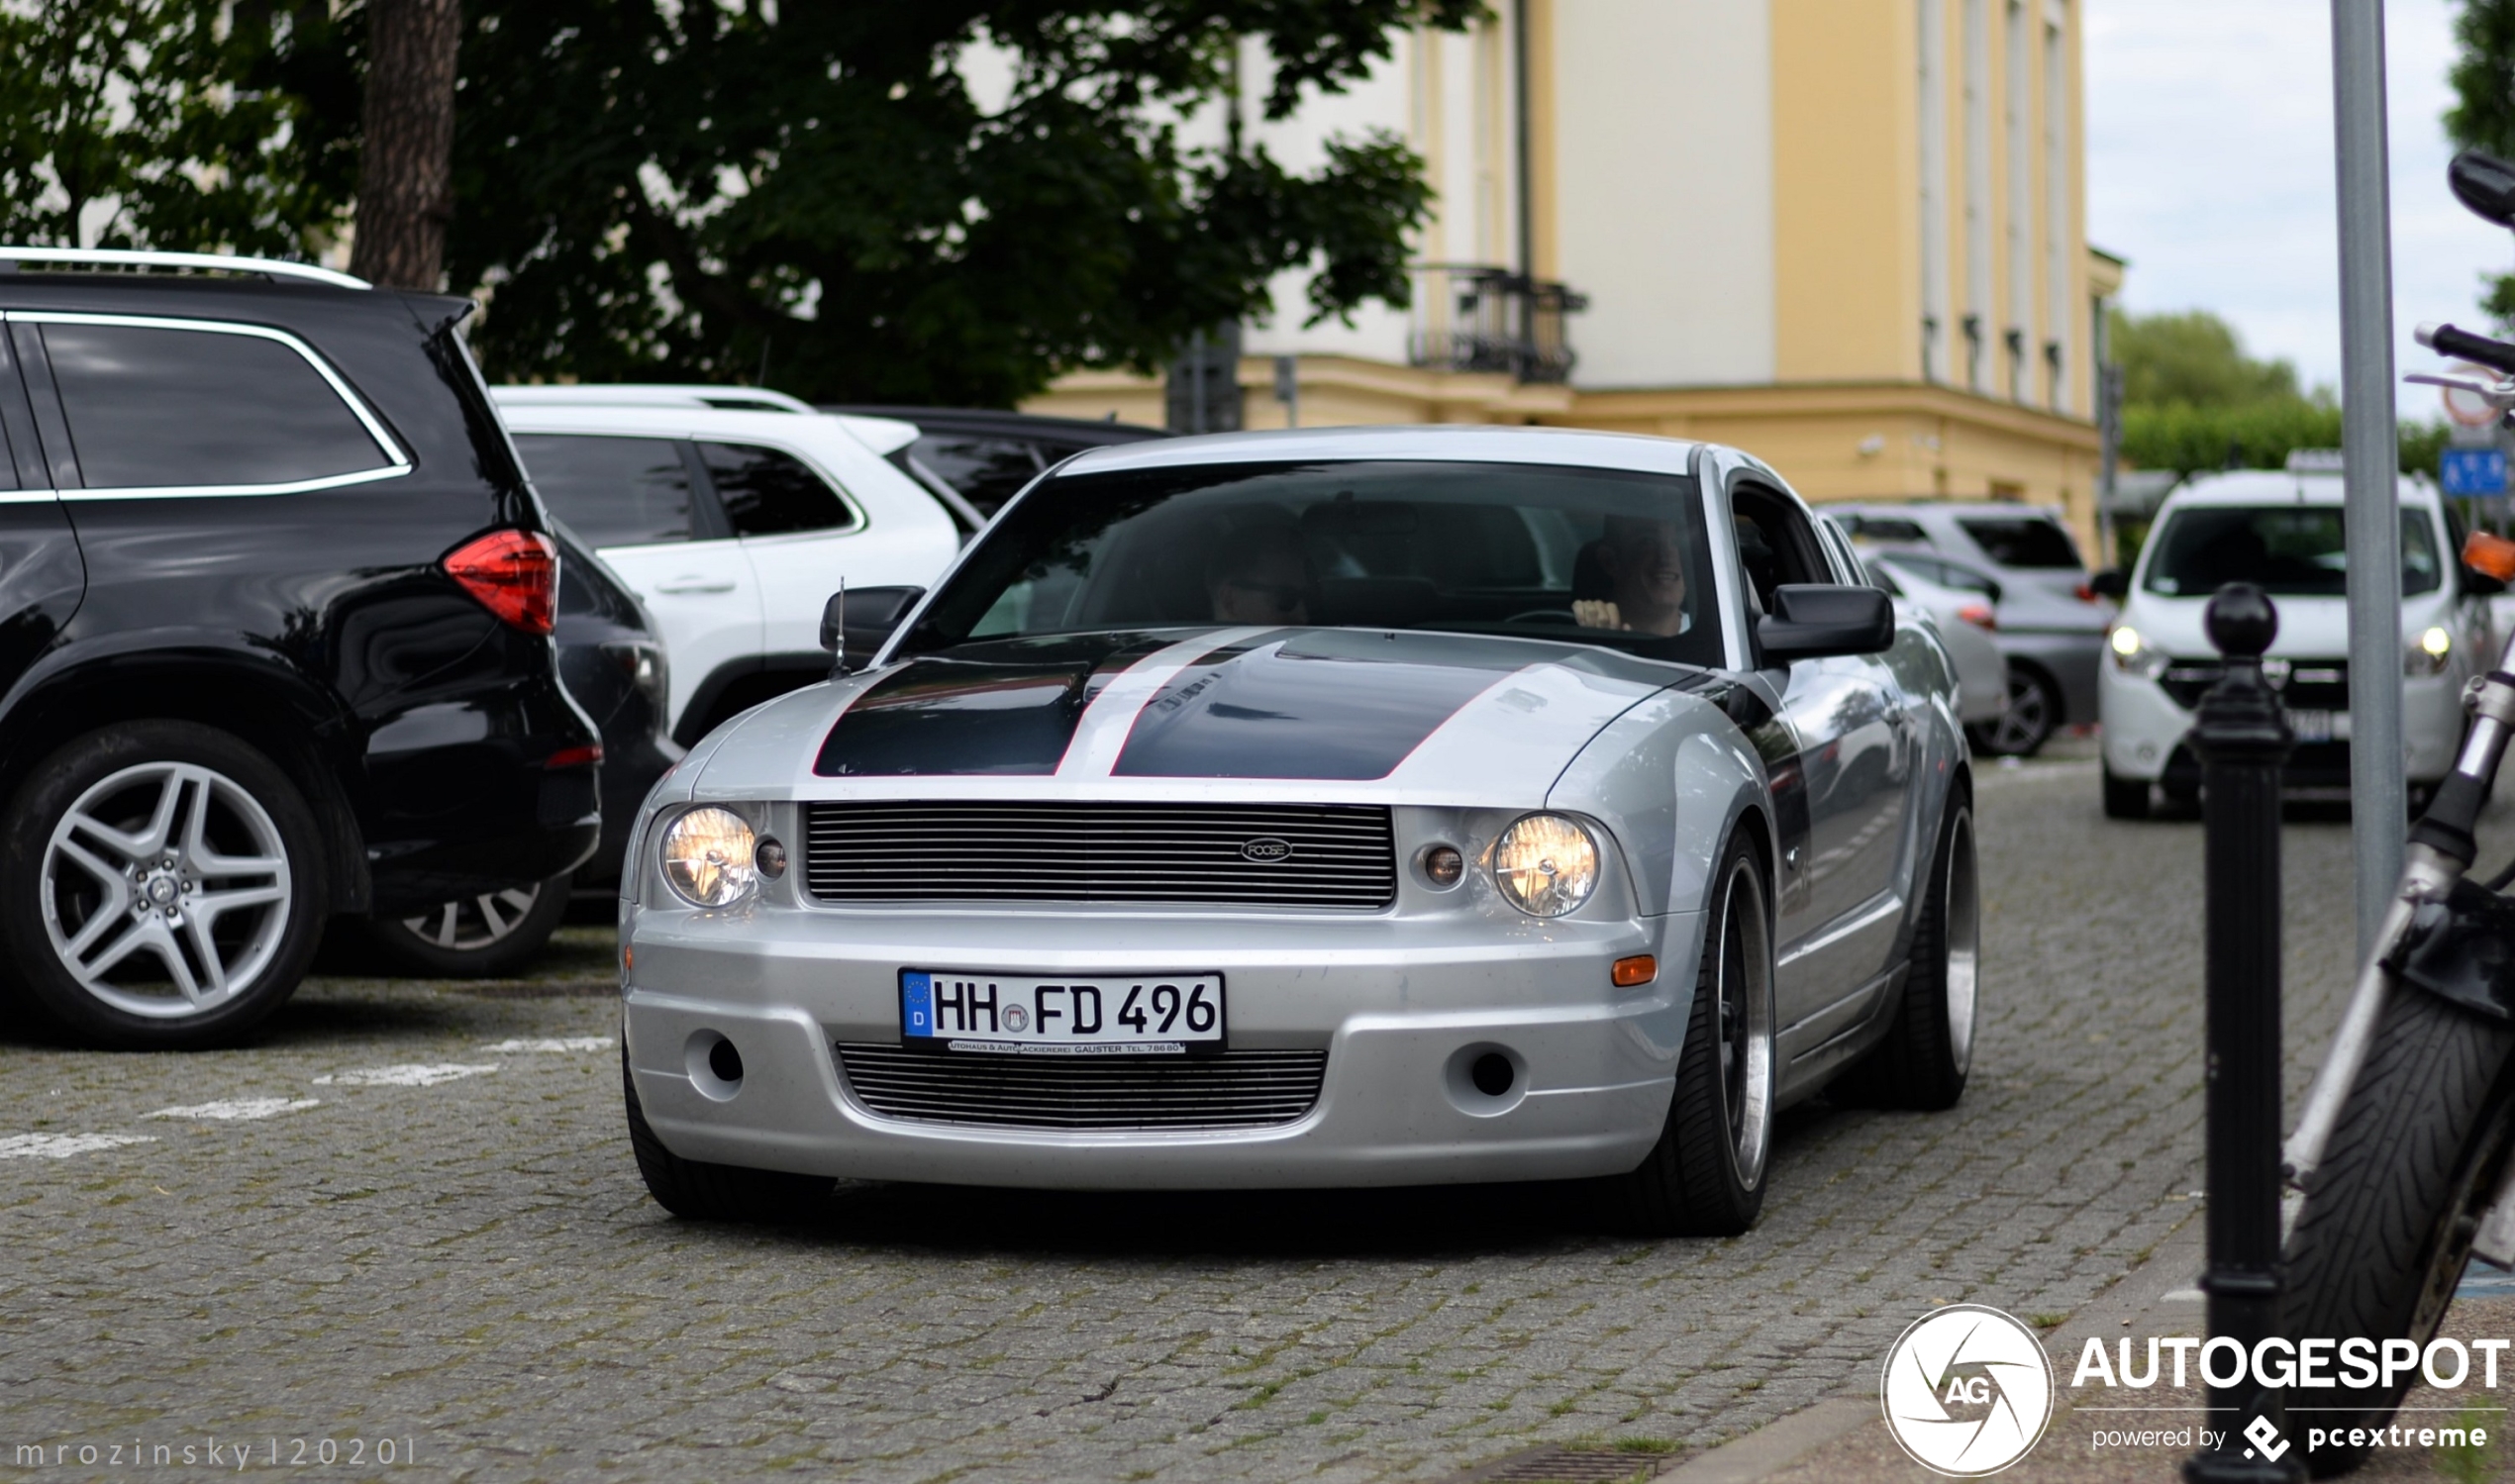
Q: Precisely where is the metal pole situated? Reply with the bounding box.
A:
[2183,583,2304,1484]
[2331,0,2407,962]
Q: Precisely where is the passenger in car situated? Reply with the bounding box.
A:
[1206,524,1313,625]
[1573,515,1693,636]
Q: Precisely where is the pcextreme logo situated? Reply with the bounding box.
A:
[1881,1305,2056,1476]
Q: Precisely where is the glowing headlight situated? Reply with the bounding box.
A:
[2409,626,2454,676]
[660,807,757,908]
[1491,813,1600,918]
[2107,624,2166,679]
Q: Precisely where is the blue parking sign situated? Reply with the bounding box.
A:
[2442,446,2508,496]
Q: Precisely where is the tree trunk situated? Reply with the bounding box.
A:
[350,0,460,289]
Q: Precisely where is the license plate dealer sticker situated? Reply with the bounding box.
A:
[900,971,1225,1054]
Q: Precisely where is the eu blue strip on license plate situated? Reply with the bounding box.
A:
[900,970,1226,1053]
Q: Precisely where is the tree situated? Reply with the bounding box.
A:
[350,0,461,289]
[0,0,354,254]
[447,2,1479,405]
[2108,309,2305,410]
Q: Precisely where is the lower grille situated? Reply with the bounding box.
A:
[2161,657,2349,711]
[834,1042,1328,1131]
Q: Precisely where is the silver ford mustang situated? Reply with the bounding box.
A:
[617,427,1978,1236]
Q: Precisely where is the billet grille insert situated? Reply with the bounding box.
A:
[835,1043,1328,1131]
[802,802,1396,908]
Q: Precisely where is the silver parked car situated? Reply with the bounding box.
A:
[1832,503,2109,756]
[618,428,1980,1236]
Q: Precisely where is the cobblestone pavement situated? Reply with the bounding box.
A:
[0,753,2445,1481]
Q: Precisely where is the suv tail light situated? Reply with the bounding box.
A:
[1957,602,1997,632]
[444,530,557,635]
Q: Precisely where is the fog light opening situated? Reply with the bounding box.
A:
[685,1031,745,1101]
[1470,1052,1515,1097]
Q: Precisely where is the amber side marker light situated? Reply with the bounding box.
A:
[1611,954,1658,988]
[2468,530,2515,582]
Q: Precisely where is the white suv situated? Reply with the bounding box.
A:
[492,388,961,744]
[2096,461,2492,818]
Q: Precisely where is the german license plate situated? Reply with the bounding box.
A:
[2289,708,2334,743]
[899,970,1225,1054]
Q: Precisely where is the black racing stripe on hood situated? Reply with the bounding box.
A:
[1113,630,1542,780]
[813,634,1175,776]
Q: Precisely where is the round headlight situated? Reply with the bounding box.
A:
[1491,813,1600,917]
[660,807,757,908]
[2410,625,2454,675]
[2108,624,2143,658]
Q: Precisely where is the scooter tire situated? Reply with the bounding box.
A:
[2282,986,2515,1477]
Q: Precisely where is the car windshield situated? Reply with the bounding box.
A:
[2141,505,2442,597]
[899,458,1724,666]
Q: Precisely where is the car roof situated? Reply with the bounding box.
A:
[493,383,820,415]
[820,405,1171,445]
[2163,468,2444,510]
[491,390,920,457]
[1829,500,2071,523]
[1055,424,1706,478]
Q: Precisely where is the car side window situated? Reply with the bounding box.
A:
[1729,483,1833,616]
[38,320,397,490]
[698,441,859,538]
[513,435,697,547]
[912,434,1046,516]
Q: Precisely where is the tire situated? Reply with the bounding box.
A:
[1606,833,1777,1237]
[1968,668,2057,757]
[2101,766,2151,820]
[365,872,572,977]
[623,1052,834,1223]
[0,722,325,1049]
[2282,987,2515,1477]
[1844,793,1979,1112]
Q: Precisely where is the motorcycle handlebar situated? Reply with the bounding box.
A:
[2418,320,2515,375]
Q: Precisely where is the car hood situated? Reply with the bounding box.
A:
[2126,589,2451,658]
[693,627,1720,808]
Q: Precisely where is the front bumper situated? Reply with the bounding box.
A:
[2098,663,2465,786]
[622,903,1698,1190]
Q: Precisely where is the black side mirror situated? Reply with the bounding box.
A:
[821,585,925,673]
[1757,584,1895,664]
[2088,568,2130,601]
[2453,148,2515,228]
[2465,568,2509,598]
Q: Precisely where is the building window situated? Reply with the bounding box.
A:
[1920,0,1951,383]
[2044,5,2074,412]
[1962,0,1992,395]
[2005,0,2035,405]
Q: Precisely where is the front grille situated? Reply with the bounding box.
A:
[802,802,1396,908]
[834,1042,1328,1130]
[2159,657,2349,712]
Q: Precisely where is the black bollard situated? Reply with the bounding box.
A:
[2184,582,2303,1483]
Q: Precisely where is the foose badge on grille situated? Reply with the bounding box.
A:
[1240,837,1294,863]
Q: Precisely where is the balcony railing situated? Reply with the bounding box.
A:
[1407,264,1587,385]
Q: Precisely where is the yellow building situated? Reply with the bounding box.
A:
[1025,0,2118,551]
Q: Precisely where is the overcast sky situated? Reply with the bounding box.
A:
[2086,0,2513,415]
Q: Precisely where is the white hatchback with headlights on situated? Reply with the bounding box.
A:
[617,426,1981,1237]
[2094,457,2497,819]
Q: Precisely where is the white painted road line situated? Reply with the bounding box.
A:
[147,1099,322,1122]
[312,1063,499,1088]
[0,1134,155,1159]
[479,1038,611,1053]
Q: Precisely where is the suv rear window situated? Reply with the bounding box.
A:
[1958,517,2082,569]
[514,435,695,547]
[39,320,396,490]
[912,434,1045,515]
[1840,514,1930,544]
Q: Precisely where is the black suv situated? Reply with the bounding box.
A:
[0,248,601,1047]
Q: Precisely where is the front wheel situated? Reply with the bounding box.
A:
[1605,834,1776,1237]
[0,722,325,1049]
[2283,986,2515,1477]
[624,1054,835,1223]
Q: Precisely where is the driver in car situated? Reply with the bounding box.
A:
[1574,515,1692,636]
[1206,524,1312,625]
